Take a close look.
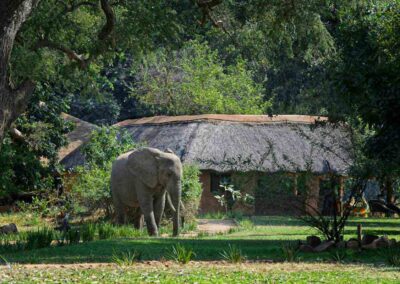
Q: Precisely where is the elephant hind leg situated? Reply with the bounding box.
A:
[132,207,144,229]
[113,197,127,225]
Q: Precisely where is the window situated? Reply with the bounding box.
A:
[210,172,231,194]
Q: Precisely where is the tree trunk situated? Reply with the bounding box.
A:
[0,0,39,146]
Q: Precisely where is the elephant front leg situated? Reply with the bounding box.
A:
[137,193,158,236]
[153,192,166,229]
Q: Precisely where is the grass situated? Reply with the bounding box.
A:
[1,214,400,282]
[167,243,195,264]
[112,249,142,266]
[1,262,400,283]
[220,244,246,263]
[0,215,399,265]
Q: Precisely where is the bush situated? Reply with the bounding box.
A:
[112,250,142,266]
[69,127,139,217]
[386,248,400,267]
[98,223,117,240]
[181,164,202,222]
[220,244,246,263]
[167,243,195,264]
[71,166,113,216]
[281,242,300,262]
[66,228,80,244]
[81,223,96,242]
[26,228,54,250]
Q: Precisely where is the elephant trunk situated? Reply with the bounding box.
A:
[168,180,181,237]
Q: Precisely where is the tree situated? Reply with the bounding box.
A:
[0,83,71,199]
[0,0,187,146]
[132,40,269,115]
[0,0,39,144]
[330,1,400,177]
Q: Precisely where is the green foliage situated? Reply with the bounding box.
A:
[220,244,246,263]
[329,249,348,263]
[280,242,300,262]
[167,243,195,264]
[81,223,96,242]
[81,127,137,169]
[133,40,269,115]
[385,247,400,267]
[112,250,142,266]
[214,179,254,214]
[181,164,202,222]
[70,127,138,215]
[25,228,54,250]
[0,84,71,199]
[65,229,80,245]
[329,1,400,176]
[97,223,116,240]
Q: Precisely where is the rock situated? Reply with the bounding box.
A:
[0,223,18,235]
[314,240,335,252]
[336,241,346,249]
[362,234,379,245]
[306,235,322,247]
[347,240,359,249]
[299,244,315,253]
[374,236,390,248]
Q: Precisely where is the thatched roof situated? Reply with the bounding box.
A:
[61,114,354,175]
[58,113,98,164]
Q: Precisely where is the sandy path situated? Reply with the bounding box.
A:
[196,219,237,234]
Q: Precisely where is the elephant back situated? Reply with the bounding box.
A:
[126,147,160,188]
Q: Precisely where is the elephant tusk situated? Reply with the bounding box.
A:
[166,193,176,212]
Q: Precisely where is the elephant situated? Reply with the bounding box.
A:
[111,147,182,236]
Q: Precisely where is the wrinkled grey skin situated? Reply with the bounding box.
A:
[111,147,182,236]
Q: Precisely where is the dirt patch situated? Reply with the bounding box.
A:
[0,261,389,273]
[197,219,237,234]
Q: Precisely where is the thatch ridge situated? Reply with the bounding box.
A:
[114,114,328,127]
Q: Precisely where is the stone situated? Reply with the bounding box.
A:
[362,234,379,245]
[346,240,359,249]
[0,223,18,235]
[306,235,322,247]
[314,240,335,252]
[374,236,390,249]
[336,241,346,249]
[299,244,315,253]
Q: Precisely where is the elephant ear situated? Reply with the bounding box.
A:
[127,149,159,188]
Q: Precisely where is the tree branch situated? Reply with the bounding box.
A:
[98,0,115,40]
[34,38,88,69]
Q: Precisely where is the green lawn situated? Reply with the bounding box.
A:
[2,262,400,283]
[1,215,400,283]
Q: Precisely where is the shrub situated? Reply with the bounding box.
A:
[112,250,142,266]
[66,228,80,244]
[69,127,139,217]
[281,242,300,262]
[220,244,246,263]
[386,248,400,267]
[167,243,195,264]
[26,228,54,250]
[329,249,348,263]
[81,223,96,242]
[181,164,203,222]
[98,223,116,240]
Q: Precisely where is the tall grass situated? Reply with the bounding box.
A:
[220,244,246,263]
[25,228,54,250]
[168,243,195,264]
